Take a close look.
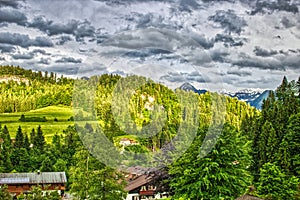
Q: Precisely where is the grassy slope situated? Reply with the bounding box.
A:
[0,105,74,142]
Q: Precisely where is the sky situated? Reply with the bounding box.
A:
[0,0,299,92]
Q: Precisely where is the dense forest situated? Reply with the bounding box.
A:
[0,66,299,199]
[0,65,73,113]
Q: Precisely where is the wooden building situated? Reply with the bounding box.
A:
[0,171,67,196]
[125,173,169,200]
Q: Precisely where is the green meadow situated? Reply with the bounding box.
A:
[0,106,74,142]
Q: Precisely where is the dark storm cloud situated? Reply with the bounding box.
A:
[254,46,278,57]
[38,58,50,65]
[55,57,82,63]
[250,0,298,15]
[227,69,252,77]
[160,71,208,83]
[190,33,215,49]
[74,20,95,41]
[179,0,201,12]
[32,37,53,47]
[232,52,300,71]
[123,48,171,58]
[12,52,34,60]
[31,49,50,55]
[29,16,95,41]
[0,1,20,8]
[232,55,283,70]
[0,32,53,48]
[0,44,15,53]
[56,35,72,45]
[209,49,230,62]
[214,34,246,47]
[0,8,27,25]
[29,16,78,35]
[208,9,247,34]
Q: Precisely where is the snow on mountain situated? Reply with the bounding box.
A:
[178,83,270,109]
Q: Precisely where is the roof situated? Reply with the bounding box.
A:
[124,174,154,192]
[0,172,67,185]
[235,194,263,200]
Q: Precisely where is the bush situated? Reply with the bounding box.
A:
[18,115,47,122]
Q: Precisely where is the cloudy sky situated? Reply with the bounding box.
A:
[0,0,299,92]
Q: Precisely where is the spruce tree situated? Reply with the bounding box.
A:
[169,124,252,199]
[14,126,24,149]
[257,162,299,199]
[279,113,300,176]
[35,125,45,151]
[0,126,12,172]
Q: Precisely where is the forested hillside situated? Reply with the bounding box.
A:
[0,65,73,113]
[0,66,299,199]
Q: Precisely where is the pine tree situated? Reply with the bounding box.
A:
[24,134,30,151]
[14,126,24,149]
[169,124,252,199]
[276,76,289,101]
[279,113,300,176]
[35,125,45,151]
[30,128,36,146]
[257,162,299,199]
[0,126,12,172]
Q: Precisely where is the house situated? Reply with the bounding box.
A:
[120,138,139,146]
[0,171,67,197]
[124,166,169,200]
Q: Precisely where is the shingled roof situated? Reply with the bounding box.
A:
[0,172,67,185]
[124,174,154,192]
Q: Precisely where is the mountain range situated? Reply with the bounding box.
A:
[178,82,270,109]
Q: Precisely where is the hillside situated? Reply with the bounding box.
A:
[0,106,74,142]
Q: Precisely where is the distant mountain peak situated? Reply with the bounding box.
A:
[178,83,270,110]
[179,82,197,91]
[178,82,207,94]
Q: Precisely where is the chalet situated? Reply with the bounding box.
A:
[124,166,169,200]
[0,171,67,197]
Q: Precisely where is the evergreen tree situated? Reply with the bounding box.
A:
[279,113,300,176]
[30,128,36,146]
[169,124,252,199]
[40,157,54,172]
[35,125,45,151]
[14,126,24,149]
[276,76,289,101]
[0,126,13,172]
[257,162,299,199]
[24,134,30,151]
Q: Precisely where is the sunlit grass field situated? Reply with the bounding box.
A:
[0,106,74,142]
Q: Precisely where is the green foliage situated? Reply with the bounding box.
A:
[257,162,299,200]
[169,124,252,199]
[69,148,126,200]
[0,106,74,143]
[0,65,73,113]
[0,185,13,200]
[243,76,300,181]
[17,185,61,200]
[279,113,300,176]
